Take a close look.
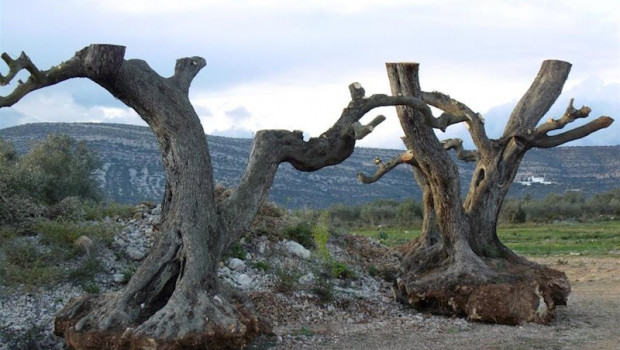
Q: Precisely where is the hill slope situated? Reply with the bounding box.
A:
[1,123,618,208]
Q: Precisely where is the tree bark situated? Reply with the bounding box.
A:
[1,44,434,349]
[380,61,612,325]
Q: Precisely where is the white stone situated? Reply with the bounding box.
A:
[298,273,315,285]
[283,240,311,259]
[236,274,253,290]
[126,247,146,261]
[228,258,245,270]
[151,205,162,215]
[112,274,125,284]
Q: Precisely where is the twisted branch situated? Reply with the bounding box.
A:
[0,45,126,107]
[421,91,490,151]
[0,52,43,85]
[525,98,614,148]
[441,138,478,162]
[535,98,591,134]
[358,138,477,184]
[357,150,415,184]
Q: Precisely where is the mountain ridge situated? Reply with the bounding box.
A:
[1,122,618,208]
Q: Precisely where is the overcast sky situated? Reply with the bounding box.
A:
[1,0,618,149]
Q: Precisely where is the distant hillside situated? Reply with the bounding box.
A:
[1,123,618,208]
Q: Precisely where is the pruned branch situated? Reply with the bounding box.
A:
[530,116,614,148]
[172,56,207,93]
[357,138,477,185]
[441,138,478,162]
[524,98,615,148]
[357,150,415,184]
[0,45,126,107]
[535,98,591,135]
[353,115,386,139]
[421,91,490,151]
[503,60,572,138]
[0,52,43,85]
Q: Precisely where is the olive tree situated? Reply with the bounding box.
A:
[358,62,613,324]
[0,45,431,349]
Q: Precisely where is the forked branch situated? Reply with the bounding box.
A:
[0,45,126,107]
[441,138,478,162]
[527,98,614,148]
[421,91,490,151]
[358,138,477,184]
[358,150,415,184]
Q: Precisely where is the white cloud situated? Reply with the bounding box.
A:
[6,91,144,127]
[1,0,617,148]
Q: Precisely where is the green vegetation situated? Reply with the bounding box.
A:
[281,221,315,249]
[352,220,619,256]
[84,202,135,221]
[275,267,301,293]
[251,260,271,272]
[500,189,620,223]
[226,241,248,260]
[0,134,103,226]
[497,221,620,256]
[0,220,118,289]
[313,211,330,260]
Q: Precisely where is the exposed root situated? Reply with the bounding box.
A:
[395,249,570,325]
[55,285,271,350]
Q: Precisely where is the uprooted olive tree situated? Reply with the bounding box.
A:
[0,44,446,349]
[358,62,614,324]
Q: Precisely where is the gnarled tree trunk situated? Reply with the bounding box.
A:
[359,62,613,325]
[0,45,441,349]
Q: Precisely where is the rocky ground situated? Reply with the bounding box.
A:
[1,206,618,350]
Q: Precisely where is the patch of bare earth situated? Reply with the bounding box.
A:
[251,256,619,350]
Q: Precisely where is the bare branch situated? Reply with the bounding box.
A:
[530,116,614,148]
[353,115,386,139]
[441,138,478,162]
[171,56,207,93]
[522,98,615,148]
[357,150,415,184]
[534,98,591,135]
[503,60,572,138]
[0,45,126,107]
[0,52,43,85]
[421,91,490,151]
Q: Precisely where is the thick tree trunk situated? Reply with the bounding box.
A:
[387,62,571,325]
[2,44,417,348]
[51,46,269,349]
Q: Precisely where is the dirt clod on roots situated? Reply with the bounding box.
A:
[395,260,571,325]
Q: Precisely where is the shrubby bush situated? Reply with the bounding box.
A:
[499,189,620,223]
[0,135,102,225]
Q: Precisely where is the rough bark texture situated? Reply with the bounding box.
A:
[1,45,454,349]
[358,61,612,325]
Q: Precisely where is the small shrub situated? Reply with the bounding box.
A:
[275,268,300,294]
[376,231,388,241]
[226,241,247,260]
[44,196,85,221]
[35,220,116,248]
[69,256,103,283]
[312,277,334,303]
[313,211,330,259]
[84,202,135,221]
[326,260,357,280]
[82,281,100,294]
[281,221,315,249]
[252,260,271,272]
[292,327,315,337]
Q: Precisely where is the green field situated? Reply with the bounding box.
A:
[351,220,620,256]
